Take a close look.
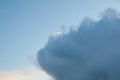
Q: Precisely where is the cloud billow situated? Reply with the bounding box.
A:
[37,8,120,80]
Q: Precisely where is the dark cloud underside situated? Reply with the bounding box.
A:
[37,8,120,80]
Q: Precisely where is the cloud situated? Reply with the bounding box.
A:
[37,8,120,80]
[0,66,50,80]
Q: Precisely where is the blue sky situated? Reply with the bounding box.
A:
[0,0,120,80]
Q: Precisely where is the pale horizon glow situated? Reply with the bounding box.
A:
[0,66,51,80]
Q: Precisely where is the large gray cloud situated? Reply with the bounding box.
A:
[37,8,120,80]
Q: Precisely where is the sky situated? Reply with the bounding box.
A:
[0,0,120,80]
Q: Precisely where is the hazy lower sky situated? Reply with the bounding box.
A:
[0,0,120,80]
